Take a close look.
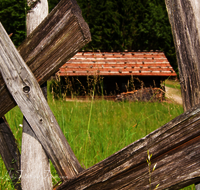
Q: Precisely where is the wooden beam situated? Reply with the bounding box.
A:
[0,0,91,117]
[57,103,200,189]
[165,0,200,111]
[0,22,84,179]
[165,1,200,189]
[21,0,53,189]
[0,117,21,190]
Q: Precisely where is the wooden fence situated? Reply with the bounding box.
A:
[1,0,200,189]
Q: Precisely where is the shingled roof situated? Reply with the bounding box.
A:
[57,51,176,77]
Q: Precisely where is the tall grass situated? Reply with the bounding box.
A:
[0,80,194,189]
[48,96,183,169]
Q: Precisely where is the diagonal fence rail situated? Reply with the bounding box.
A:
[1,0,200,189]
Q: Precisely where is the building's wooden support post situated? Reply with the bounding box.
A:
[0,117,21,190]
[0,0,91,117]
[165,1,200,189]
[0,22,84,179]
[21,0,53,189]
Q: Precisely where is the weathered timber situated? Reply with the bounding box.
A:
[21,0,53,189]
[0,117,21,190]
[57,103,200,190]
[0,23,84,179]
[0,0,91,117]
[165,1,200,189]
[165,0,200,112]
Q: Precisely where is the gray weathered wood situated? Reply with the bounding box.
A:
[0,22,84,179]
[0,117,21,190]
[0,0,91,117]
[165,1,200,189]
[21,0,53,189]
[165,0,200,112]
[57,103,200,190]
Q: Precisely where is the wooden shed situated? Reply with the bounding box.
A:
[56,51,176,96]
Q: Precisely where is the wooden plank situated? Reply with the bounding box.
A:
[57,103,200,190]
[0,117,21,190]
[0,0,91,117]
[165,0,200,111]
[21,0,53,189]
[0,22,84,179]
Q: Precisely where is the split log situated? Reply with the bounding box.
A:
[57,103,200,190]
[0,117,21,190]
[0,22,84,179]
[165,0,200,112]
[0,0,91,117]
[21,0,53,189]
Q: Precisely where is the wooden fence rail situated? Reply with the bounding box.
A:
[21,0,53,189]
[2,0,200,189]
[0,9,87,179]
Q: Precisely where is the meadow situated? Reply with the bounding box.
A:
[0,80,196,189]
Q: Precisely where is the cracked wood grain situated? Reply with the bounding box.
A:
[0,22,84,180]
[165,0,200,112]
[21,0,53,189]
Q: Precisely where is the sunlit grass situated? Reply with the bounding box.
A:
[0,80,195,189]
[165,79,181,89]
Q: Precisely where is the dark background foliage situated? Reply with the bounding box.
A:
[0,0,178,72]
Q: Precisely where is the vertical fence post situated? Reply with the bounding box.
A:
[165,0,200,189]
[21,0,53,189]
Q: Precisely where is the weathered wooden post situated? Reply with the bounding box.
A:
[21,0,52,189]
[165,0,200,189]
[0,20,84,179]
[165,0,200,111]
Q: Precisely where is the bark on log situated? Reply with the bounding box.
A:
[165,0,200,112]
[0,23,84,179]
[21,0,53,189]
[0,117,21,190]
[57,103,200,190]
[0,0,91,117]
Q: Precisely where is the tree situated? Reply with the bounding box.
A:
[76,0,177,71]
[0,0,178,71]
[0,0,26,46]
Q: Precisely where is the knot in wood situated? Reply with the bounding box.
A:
[23,86,30,93]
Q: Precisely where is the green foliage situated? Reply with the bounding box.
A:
[0,0,178,70]
[77,0,177,70]
[0,0,61,47]
[0,0,27,47]
[48,0,61,12]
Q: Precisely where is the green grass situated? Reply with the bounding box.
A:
[0,83,195,189]
[48,98,183,169]
[164,79,181,89]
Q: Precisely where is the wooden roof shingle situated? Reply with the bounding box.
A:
[57,51,177,77]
